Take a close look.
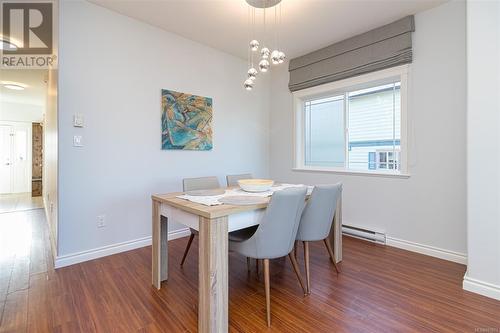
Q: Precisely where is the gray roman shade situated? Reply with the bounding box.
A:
[288,16,415,92]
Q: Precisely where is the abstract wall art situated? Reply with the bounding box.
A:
[161,89,213,150]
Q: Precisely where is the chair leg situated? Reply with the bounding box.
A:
[246,257,251,272]
[294,240,299,260]
[323,238,340,273]
[263,259,271,327]
[180,233,195,266]
[288,253,307,296]
[256,258,259,276]
[303,241,311,294]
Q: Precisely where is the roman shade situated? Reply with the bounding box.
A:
[288,16,415,92]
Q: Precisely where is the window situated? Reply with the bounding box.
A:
[375,150,401,170]
[304,95,344,167]
[294,66,408,176]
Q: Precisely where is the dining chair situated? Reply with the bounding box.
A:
[226,173,252,187]
[229,187,308,327]
[227,174,264,273]
[295,183,342,294]
[180,176,220,266]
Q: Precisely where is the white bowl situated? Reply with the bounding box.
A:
[238,179,274,192]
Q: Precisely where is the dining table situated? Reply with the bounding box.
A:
[151,184,343,333]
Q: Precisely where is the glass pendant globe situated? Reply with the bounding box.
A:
[278,51,286,64]
[249,40,259,51]
[244,78,254,90]
[271,50,280,65]
[260,47,270,59]
[247,67,258,80]
[259,59,270,72]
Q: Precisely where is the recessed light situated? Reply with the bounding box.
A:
[1,81,28,91]
[0,39,18,51]
[3,84,25,90]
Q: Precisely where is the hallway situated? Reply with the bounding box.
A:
[0,209,53,332]
[0,194,43,214]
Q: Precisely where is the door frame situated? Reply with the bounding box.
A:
[0,121,33,194]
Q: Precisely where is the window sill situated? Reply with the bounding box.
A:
[292,167,411,179]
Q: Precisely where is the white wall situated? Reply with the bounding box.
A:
[57,1,269,258]
[44,69,58,258]
[269,0,467,261]
[463,0,500,300]
[0,101,44,122]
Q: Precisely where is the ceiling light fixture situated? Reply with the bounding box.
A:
[0,38,18,51]
[1,81,27,91]
[4,84,25,90]
[244,0,285,91]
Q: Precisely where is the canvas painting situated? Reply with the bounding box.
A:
[161,89,213,150]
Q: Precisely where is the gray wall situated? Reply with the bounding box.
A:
[464,0,500,300]
[269,1,467,258]
[57,1,270,257]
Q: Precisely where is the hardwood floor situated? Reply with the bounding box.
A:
[1,209,500,332]
[0,194,43,214]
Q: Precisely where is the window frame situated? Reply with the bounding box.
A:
[293,65,410,178]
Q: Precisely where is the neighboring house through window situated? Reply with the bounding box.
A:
[294,65,408,176]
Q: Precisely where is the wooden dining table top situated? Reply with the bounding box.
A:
[152,186,311,219]
[151,189,270,219]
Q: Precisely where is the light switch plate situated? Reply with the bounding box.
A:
[73,135,83,147]
[97,215,106,228]
[73,114,84,127]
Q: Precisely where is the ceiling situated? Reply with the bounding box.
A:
[89,0,447,60]
[0,69,47,106]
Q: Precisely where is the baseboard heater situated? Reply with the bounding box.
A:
[342,225,386,244]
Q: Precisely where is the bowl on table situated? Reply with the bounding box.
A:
[237,179,274,192]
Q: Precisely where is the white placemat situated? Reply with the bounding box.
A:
[176,184,313,206]
[218,196,269,206]
[185,188,226,196]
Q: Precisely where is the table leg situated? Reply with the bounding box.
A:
[152,200,168,289]
[329,193,343,263]
[198,216,228,333]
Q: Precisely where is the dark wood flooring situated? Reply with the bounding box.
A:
[1,209,500,332]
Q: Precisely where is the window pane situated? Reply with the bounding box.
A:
[347,82,400,171]
[305,95,344,167]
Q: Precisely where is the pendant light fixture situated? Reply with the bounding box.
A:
[244,0,285,90]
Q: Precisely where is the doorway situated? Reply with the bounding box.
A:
[0,70,47,213]
[1,122,31,194]
[0,65,59,324]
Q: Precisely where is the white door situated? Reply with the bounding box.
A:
[0,123,32,194]
[12,125,31,193]
[0,125,14,193]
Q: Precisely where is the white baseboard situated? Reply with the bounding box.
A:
[463,274,500,301]
[167,227,192,241]
[386,236,467,265]
[54,227,191,268]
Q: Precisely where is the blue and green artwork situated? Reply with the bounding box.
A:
[161,89,213,150]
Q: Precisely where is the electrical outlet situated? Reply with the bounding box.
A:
[97,215,106,228]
